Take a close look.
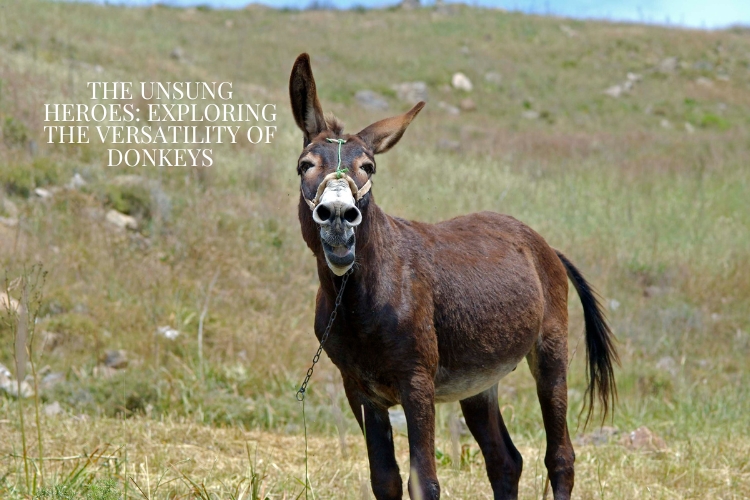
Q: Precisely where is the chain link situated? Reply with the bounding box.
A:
[296,268,353,401]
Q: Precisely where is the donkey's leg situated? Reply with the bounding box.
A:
[527,332,575,499]
[460,385,523,500]
[399,372,440,500]
[343,378,403,500]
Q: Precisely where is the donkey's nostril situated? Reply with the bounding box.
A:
[343,207,361,224]
[315,205,332,222]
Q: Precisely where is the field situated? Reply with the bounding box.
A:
[1,1,749,498]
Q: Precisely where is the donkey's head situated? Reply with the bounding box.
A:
[290,53,424,276]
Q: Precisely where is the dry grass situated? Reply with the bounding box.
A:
[0,0,749,497]
[1,406,749,499]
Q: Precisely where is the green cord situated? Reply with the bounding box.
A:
[326,138,348,178]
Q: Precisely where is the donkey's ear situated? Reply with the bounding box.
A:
[289,53,328,146]
[356,101,425,154]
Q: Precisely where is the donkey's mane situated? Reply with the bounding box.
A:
[325,113,345,135]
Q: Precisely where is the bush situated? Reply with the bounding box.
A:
[34,478,120,500]
[0,157,62,198]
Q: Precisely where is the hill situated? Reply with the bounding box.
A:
[1,1,749,497]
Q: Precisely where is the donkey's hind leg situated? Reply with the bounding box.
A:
[527,328,575,499]
[460,385,522,500]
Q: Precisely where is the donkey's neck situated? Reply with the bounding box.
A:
[300,195,396,298]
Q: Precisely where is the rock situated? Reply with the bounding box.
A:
[224,19,234,29]
[559,24,579,37]
[0,294,19,313]
[103,349,128,369]
[603,84,623,98]
[434,0,456,15]
[44,401,63,416]
[484,72,503,86]
[2,198,19,217]
[451,72,473,92]
[67,173,87,189]
[0,216,18,227]
[660,119,672,129]
[400,0,420,9]
[41,371,65,390]
[93,366,117,379]
[457,417,471,436]
[521,110,540,120]
[657,57,678,74]
[157,325,180,340]
[106,209,138,231]
[436,138,460,151]
[644,286,669,297]
[626,72,642,82]
[459,98,476,111]
[40,330,62,352]
[620,426,668,452]
[696,77,713,87]
[716,74,730,82]
[656,356,678,377]
[608,299,620,311]
[392,82,428,104]
[0,365,34,399]
[0,363,12,392]
[576,426,619,446]
[354,90,389,111]
[684,122,695,134]
[693,60,714,71]
[110,175,170,222]
[34,187,52,199]
[437,101,460,116]
[567,388,582,404]
[605,73,641,98]
[170,47,184,60]
[388,408,408,434]
[13,379,34,398]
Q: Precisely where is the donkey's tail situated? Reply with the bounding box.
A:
[555,250,619,427]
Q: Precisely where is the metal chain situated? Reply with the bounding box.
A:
[296,268,353,401]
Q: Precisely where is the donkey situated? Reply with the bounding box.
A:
[289,53,617,500]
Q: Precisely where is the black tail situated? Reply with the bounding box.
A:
[556,250,619,427]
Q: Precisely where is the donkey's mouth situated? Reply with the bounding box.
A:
[322,234,355,272]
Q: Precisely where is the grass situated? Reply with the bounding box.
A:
[0,0,749,497]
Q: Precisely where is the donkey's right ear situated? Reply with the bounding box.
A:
[289,53,328,146]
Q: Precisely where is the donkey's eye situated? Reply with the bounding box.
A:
[298,161,314,175]
[361,163,375,175]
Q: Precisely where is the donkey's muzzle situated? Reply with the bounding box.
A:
[322,234,356,267]
[312,178,361,275]
[311,178,362,228]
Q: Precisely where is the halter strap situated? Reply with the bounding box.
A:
[327,138,348,179]
[302,137,372,210]
[302,175,371,210]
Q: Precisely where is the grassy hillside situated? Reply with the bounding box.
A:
[1,1,749,497]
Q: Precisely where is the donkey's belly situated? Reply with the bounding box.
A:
[433,359,522,403]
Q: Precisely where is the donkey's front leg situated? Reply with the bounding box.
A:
[400,372,440,500]
[343,377,403,500]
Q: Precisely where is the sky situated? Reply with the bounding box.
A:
[74,0,750,30]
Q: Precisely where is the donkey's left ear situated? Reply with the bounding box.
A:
[356,101,425,154]
[289,53,328,146]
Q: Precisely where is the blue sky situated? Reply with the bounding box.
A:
[75,0,750,29]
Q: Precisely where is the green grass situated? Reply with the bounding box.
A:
[0,0,749,497]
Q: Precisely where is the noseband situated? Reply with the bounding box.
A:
[301,138,372,211]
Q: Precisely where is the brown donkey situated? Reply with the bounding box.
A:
[290,53,617,500]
